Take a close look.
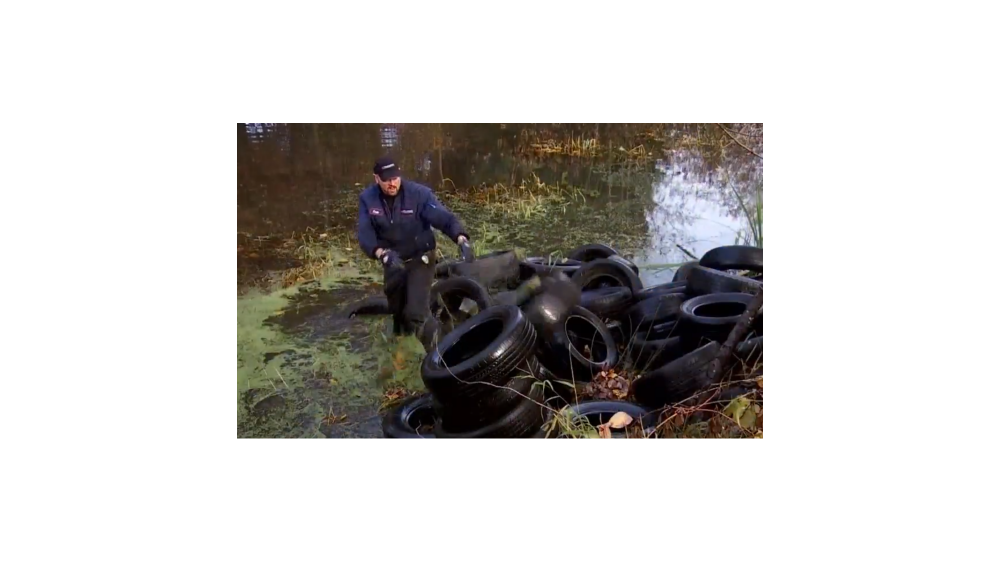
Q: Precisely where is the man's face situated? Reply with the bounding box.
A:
[376,175,401,196]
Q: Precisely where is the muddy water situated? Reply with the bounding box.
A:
[237,123,762,437]
[238,124,762,288]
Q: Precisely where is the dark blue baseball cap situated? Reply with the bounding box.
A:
[373,156,401,181]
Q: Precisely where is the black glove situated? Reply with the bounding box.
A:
[380,249,404,270]
[458,240,474,263]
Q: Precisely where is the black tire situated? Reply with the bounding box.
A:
[381,394,437,438]
[634,320,679,342]
[421,305,538,404]
[686,265,763,296]
[572,258,644,295]
[567,243,618,262]
[699,245,763,273]
[435,259,457,279]
[429,277,493,331]
[561,400,651,438]
[533,410,557,438]
[628,335,685,372]
[450,250,521,291]
[537,306,618,382]
[433,364,541,433]
[620,293,686,340]
[579,287,634,317]
[605,319,628,347]
[524,257,582,276]
[492,290,519,307]
[678,292,754,347]
[434,382,546,438]
[631,342,720,408]
[735,336,763,365]
[345,296,391,318]
[636,281,687,301]
[605,254,640,275]
[672,261,698,283]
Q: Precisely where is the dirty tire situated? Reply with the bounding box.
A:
[430,277,492,315]
[567,243,618,262]
[628,334,685,372]
[450,250,521,291]
[572,258,644,295]
[524,257,582,276]
[605,254,640,275]
[699,245,763,273]
[620,293,687,340]
[631,341,721,408]
[537,305,618,382]
[492,290,519,307]
[672,261,699,283]
[579,287,634,317]
[735,336,763,365]
[435,259,457,278]
[678,292,754,347]
[434,383,546,438]
[433,362,542,433]
[532,410,558,438]
[686,265,763,296]
[345,296,391,318]
[382,394,437,439]
[561,401,651,438]
[421,305,537,404]
[636,281,687,301]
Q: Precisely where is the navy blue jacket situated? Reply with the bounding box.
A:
[356,180,467,260]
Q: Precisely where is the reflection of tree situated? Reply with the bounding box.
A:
[236,124,762,254]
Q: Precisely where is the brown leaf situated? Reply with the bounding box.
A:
[757,377,763,389]
[607,412,633,429]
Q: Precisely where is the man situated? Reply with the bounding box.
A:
[357,156,474,337]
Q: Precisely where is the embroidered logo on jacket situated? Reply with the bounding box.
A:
[401,209,415,215]
[369,208,381,215]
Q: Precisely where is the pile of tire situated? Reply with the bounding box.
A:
[379,243,763,438]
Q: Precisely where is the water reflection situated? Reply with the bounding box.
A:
[236,123,762,289]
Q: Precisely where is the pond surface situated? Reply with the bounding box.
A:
[236,123,762,438]
[238,123,762,289]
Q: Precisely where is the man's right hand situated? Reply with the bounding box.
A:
[379,249,403,270]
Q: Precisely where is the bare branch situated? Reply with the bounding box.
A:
[716,124,763,159]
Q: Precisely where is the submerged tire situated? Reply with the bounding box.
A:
[678,292,754,347]
[699,245,763,273]
[579,286,634,317]
[567,243,618,262]
[537,306,618,382]
[686,265,763,296]
[631,341,720,408]
[345,296,391,318]
[572,258,644,295]
[421,305,538,404]
[434,382,546,438]
[381,394,437,439]
[562,400,652,438]
[636,281,687,301]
